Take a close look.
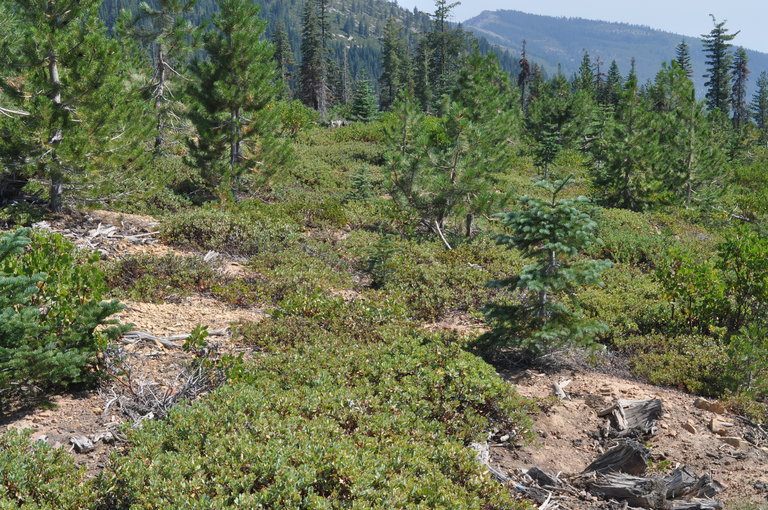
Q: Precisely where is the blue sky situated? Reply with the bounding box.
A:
[400,1,768,53]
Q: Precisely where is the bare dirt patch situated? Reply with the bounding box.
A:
[492,368,768,507]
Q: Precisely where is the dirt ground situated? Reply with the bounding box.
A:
[491,364,768,507]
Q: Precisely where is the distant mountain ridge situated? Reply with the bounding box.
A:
[464,9,768,96]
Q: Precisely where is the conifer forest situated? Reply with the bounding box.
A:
[1,0,768,508]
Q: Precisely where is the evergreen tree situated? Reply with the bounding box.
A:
[272,21,294,97]
[413,39,433,112]
[379,18,409,110]
[385,52,520,244]
[481,177,611,356]
[425,0,467,105]
[0,0,148,211]
[573,52,594,96]
[591,73,660,210]
[122,0,197,153]
[526,74,595,177]
[298,0,329,114]
[751,71,768,141]
[518,40,531,111]
[604,60,623,106]
[702,16,738,114]
[650,62,725,206]
[349,78,378,122]
[186,0,289,199]
[675,40,694,77]
[731,47,750,129]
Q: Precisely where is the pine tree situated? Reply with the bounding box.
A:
[604,60,623,106]
[480,177,611,356]
[591,73,661,210]
[413,39,433,112]
[339,47,353,106]
[573,52,594,96]
[518,40,531,111]
[385,52,520,244]
[272,21,294,98]
[379,18,409,110]
[349,78,378,122]
[526,75,595,177]
[298,0,330,114]
[751,71,768,140]
[731,47,750,129]
[650,62,725,206]
[425,0,466,105]
[675,40,694,77]
[702,16,739,114]
[122,0,197,153]
[186,0,289,199]
[0,0,148,212]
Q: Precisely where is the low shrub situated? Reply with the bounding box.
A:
[615,333,729,395]
[578,264,666,339]
[0,229,126,394]
[0,430,96,508]
[105,253,219,303]
[104,298,535,509]
[359,236,525,321]
[591,208,669,267]
[160,208,298,257]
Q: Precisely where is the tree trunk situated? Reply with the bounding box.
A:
[154,43,167,152]
[465,213,473,237]
[229,107,241,198]
[48,50,63,212]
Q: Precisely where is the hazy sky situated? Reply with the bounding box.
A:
[400,1,768,53]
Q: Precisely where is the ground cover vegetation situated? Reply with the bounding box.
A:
[0,0,767,507]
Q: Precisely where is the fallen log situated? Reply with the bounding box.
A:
[587,472,667,508]
[583,439,650,475]
[599,398,664,438]
[670,499,723,510]
[118,329,229,349]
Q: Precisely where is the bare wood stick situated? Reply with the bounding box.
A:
[434,220,453,251]
[118,329,229,349]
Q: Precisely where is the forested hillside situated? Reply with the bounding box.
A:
[465,9,768,97]
[2,0,768,508]
[99,0,519,89]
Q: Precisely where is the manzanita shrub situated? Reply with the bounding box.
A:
[0,430,97,508]
[102,296,535,509]
[0,228,126,394]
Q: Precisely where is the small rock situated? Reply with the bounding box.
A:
[92,407,103,415]
[92,432,115,445]
[709,418,728,436]
[722,436,747,449]
[69,436,94,454]
[694,397,726,415]
[682,421,697,434]
[660,422,668,429]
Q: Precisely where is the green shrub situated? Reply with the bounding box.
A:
[0,229,126,393]
[160,208,298,257]
[615,333,728,395]
[214,246,354,306]
[0,430,96,508]
[104,298,534,509]
[592,208,669,266]
[578,264,666,339]
[361,237,525,321]
[105,254,219,303]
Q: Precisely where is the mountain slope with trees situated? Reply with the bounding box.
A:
[464,9,768,96]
